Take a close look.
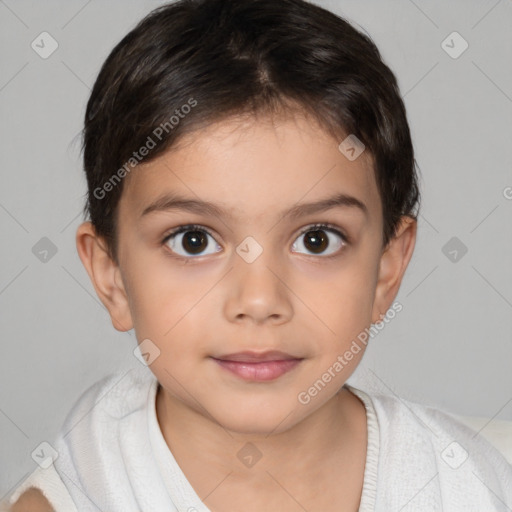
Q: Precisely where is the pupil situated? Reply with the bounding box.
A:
[183,230,207,254]
[305,230,328,253]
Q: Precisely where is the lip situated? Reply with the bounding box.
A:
[213,350,298,362]
[211,351,303,382]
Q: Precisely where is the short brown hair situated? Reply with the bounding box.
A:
[81,0,421,264]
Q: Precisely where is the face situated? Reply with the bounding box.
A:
[78,111,415,435]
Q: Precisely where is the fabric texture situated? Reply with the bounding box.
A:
[5,365,512,511]
[447,413,512,464]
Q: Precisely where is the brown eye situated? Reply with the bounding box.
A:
[164,226,221,257]
[292,225,346,257]
[303,229,329,254]
[182,230,208,254]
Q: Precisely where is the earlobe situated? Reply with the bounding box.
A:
[75,221,134,332]
[371,216,417,323]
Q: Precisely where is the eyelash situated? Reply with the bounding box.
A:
[161,222,349,259]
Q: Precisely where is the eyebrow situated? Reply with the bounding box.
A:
[140,192,368,221]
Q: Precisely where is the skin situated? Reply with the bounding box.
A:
[75,110,416,511]
[9,487,54,512]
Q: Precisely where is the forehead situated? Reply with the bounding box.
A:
[120,112,381,225]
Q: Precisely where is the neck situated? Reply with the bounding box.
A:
[155,383,366,483]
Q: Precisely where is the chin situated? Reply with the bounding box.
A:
[214,404,300,437]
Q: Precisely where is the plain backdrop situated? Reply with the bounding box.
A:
[1,0,511,499]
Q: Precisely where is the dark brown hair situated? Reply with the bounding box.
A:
[81,0,421,264]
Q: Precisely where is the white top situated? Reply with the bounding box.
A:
[5,365,512,511]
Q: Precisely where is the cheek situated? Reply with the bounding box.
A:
[125,250,197,318]
[126,263,215,357]
[310,262,377,342]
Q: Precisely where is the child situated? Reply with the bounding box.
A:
[5,0,512,510]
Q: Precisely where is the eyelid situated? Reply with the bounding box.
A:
[296,222,349,244]
[162,223,218,243]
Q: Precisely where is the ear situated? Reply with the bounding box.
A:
[371,216,417,323]
[75,221,133,332]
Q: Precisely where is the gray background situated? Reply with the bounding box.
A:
[1,0,511,499]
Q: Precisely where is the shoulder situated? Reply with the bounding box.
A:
[371,386,512,467]
[60,366,156,428]
[51,366,157,474]
[349,385,512,507]
[5,368,157,512]
[4,463,76,512]
[8,488,54,512]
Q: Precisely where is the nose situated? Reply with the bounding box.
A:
[223,250,294,326]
